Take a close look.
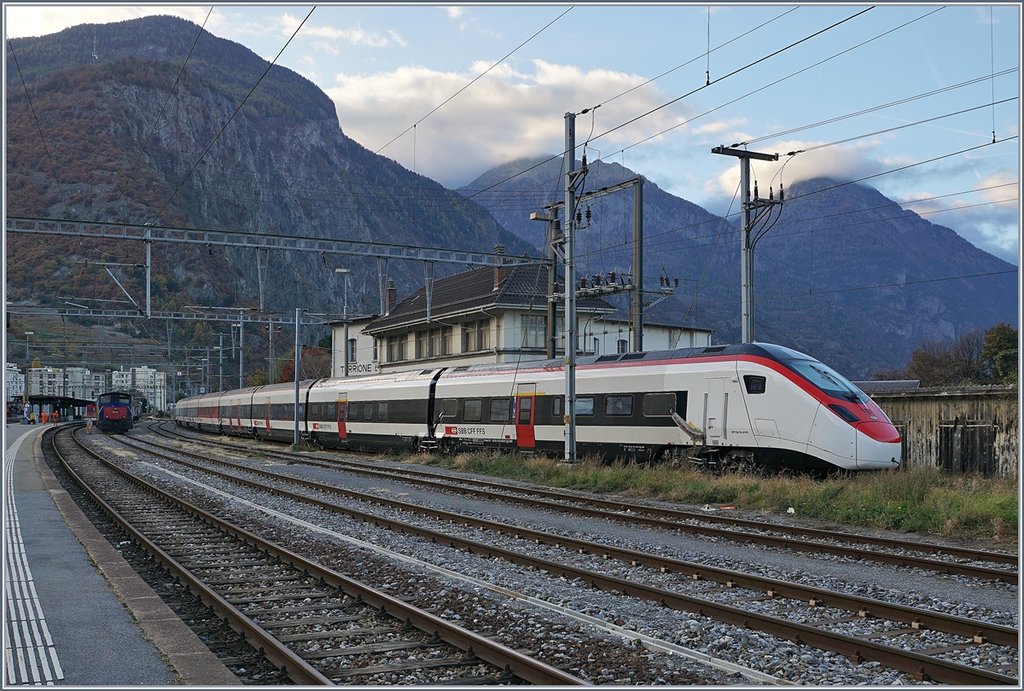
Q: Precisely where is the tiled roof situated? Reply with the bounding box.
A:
[366,264,613,333]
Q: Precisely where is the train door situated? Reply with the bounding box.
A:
[337,394,348,441]
[264,397,272,435]
[515,384,536,449]
[704,377,728,441]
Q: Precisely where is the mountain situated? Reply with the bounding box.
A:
[5,16,1017,380]
[460,159,1018,378]
[5,16,531,349]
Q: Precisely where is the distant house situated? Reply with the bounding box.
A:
[330,262,713,375]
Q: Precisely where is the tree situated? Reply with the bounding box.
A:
[276,346,331,382]
[904,326,1017,387]
[980,323,1018,385]
[905,331,981,386]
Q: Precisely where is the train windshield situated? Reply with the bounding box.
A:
[786,360,866,403]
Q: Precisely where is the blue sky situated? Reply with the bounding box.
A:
[5,3,1021,264]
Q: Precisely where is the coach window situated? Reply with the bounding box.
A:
[464,399,482,422]
[552,396,563,418]
[743,375,767,394]
[489,398,511,423]
[575,396,595,416]
[605,394,633,416]
[439,399,458,420]
[642,392,676,417]
[376,401,389,421]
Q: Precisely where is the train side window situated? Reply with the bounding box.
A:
[439,398,458,419]
[744,375,767,394]
[575,396,595,416]
[642,392,675,417]
[376,401,389,421]
[465,399,482,422]
[605,394,633,416]
[489,398,511,423]
[517,396,533,424]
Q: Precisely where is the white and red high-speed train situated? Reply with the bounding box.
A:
[173,343,902,473]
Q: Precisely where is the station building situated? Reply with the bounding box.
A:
[328,264,713,378]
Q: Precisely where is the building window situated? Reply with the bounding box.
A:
[347,338,357,363]
[387,335,406,362]
[429,327,451,357]
[462,320,491,352]
[616,338,628,354]
[522,314,545,349]
[416,331,429,359]
[477,320,490,350]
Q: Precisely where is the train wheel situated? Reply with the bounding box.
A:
[718,450,759,475]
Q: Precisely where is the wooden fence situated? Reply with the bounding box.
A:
[870,386,1018,478]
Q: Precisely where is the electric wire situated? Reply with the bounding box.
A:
[737,68,1017,147]
[605,6,944,159]
[587,7,876,146]
[783,97,1017,157]
[377,6,874,242]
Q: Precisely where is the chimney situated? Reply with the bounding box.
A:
[385,278,397,315]
[493,244,506,291]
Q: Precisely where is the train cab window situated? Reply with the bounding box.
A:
[489,398,511,423]
[376,401,389,421]
[642,392,676,417]
[552,396,563,418]
[465,399,482,422]
[605,395,633,416]
[744,375,767,394]
[575,396,595,416]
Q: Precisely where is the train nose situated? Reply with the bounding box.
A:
[855,421,902,470]
[855,420,901,444]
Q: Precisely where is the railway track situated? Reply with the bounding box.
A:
[50,424,585,686]
[118,425,1018,684]
[151,422,1018,583]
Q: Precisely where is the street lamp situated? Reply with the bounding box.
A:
[335,268,351,378]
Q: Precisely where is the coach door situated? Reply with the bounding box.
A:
[264,397,272,434]
[704,377,728,441]
[337,394,348,441]
[515,384,536,449]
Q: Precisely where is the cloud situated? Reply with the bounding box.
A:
[704,138,885,200]
[280,13,404,48]
[325,59,688,187]
[4,6,221,39]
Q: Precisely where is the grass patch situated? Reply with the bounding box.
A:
[417,452,1017,543]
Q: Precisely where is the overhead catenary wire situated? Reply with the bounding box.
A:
[377,6,874,242]
[604,6,945,160]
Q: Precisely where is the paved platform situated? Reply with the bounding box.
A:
[3,423,238,686]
